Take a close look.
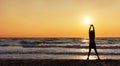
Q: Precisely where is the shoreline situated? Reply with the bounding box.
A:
[0,59,119,66]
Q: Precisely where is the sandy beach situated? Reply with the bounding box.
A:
[0,59,119,66]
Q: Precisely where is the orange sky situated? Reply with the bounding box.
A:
[0,0,120,38]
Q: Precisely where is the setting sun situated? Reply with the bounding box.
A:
[83,17,91,25]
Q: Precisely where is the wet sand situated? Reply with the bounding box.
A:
[0,59,119,66]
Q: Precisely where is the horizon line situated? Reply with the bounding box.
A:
[0,36,120,38]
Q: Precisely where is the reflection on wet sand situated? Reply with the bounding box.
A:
[75,55,97,60]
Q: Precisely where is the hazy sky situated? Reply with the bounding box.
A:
[0,0,120,37]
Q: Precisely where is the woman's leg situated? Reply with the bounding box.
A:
[94,47,100,60]
[87,47,91,60]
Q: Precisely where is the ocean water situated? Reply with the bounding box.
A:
[0,38,120,60]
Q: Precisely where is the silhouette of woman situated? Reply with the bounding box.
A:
[87,24,100,60]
